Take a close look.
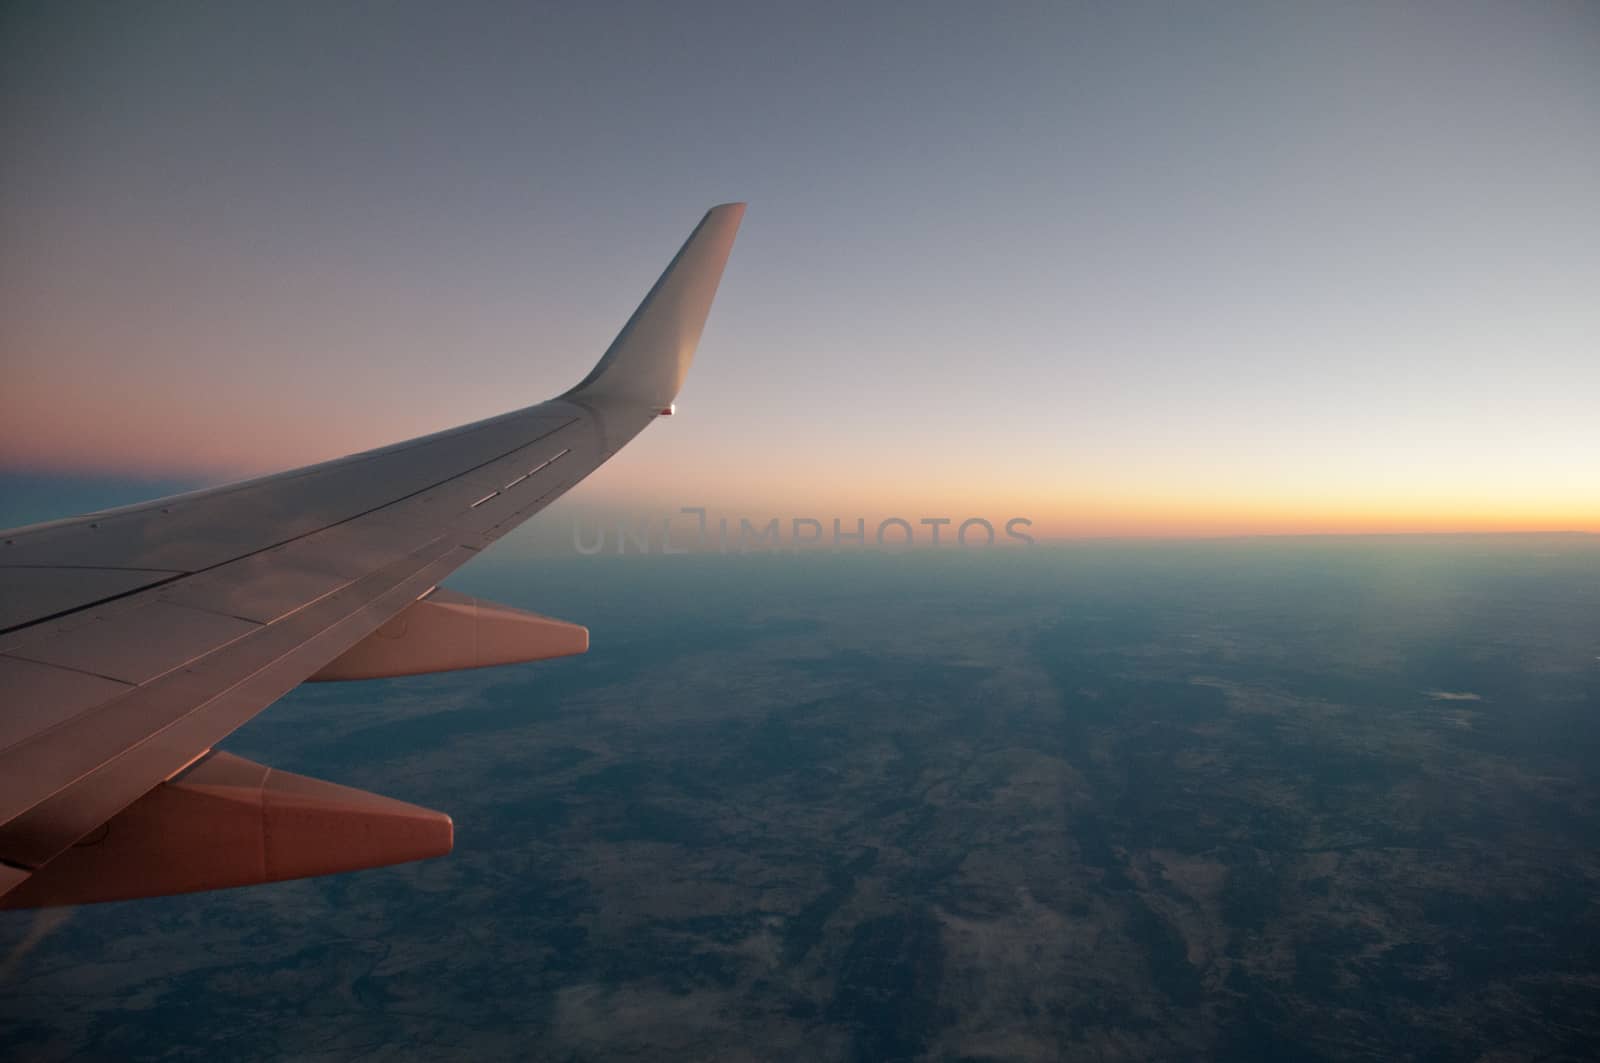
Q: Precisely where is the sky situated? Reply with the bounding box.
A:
[2,1,1597,537]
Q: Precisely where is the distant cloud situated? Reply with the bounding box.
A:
[1424,690,1483,701]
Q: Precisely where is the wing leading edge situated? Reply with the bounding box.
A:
[0,203,745,908]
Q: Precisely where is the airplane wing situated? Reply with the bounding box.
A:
[0,203,746,908]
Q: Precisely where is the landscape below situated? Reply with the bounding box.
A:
[3,537,1597,1061]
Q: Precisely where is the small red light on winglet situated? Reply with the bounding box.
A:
[659,404,675,416]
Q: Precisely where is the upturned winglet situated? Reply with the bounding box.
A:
[565,203,746,408]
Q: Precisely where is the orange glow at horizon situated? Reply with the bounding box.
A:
[4,390,1596,539]
[560,478,1600,541]
[5,398,1596,539]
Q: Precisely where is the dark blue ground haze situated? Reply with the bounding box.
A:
[2,539,1598,1060]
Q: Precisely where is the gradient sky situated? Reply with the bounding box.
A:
[3,2,1597,537]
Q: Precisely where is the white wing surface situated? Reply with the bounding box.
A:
[0,204,746,907]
